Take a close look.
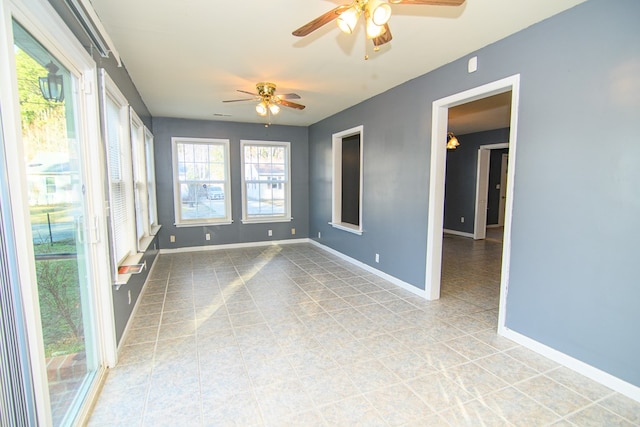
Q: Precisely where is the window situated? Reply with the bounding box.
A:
[144,127,158,232]
[331,126,363,234]
[172,137,231,226]
[129,110,159,249]
[101,71,136,265]
[130,109,146,246]
[241,141,291,223]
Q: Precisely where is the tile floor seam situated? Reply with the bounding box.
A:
[219,268,268,426]
[138,276,167,427]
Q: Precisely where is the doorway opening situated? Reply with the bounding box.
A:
[474,142,510,241]
[425,75,520,332]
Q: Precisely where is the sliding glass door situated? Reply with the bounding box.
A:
[12,21,100,425]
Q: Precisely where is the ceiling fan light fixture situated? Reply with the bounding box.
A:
[337,6,361,34]
[268,103,280,115]
[256,101,268,116]
[368,0,392,26]
[365,16,385,39]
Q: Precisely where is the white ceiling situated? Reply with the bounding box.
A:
[89,0,586,131]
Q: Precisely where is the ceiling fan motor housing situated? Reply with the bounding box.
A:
[256,82,277,98]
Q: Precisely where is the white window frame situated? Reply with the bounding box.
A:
[240,140,292,224]
[144,126,159,234]
[100,71,137,267]
[331,125,364,235]
[172,137,232,226]
[129,108,150,250]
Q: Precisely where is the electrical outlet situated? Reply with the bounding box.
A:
[291,228,296,235]
[461,217,465,223]
[375,253,380,263]
[268,230,273,237]
[170,235,176,242]
[205,233,211,240]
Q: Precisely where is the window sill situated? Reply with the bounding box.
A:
[329,222,363,235]
[137,224,161,253]
[150,224,162,236]
[174,220,233,228]
[138,236,154,252]
[241,217,292,224]
[114,252,145,289]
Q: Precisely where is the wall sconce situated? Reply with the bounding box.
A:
[39,62,64,102]
[446,132,460,150]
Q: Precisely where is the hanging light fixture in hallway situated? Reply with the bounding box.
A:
[446,132,460,150]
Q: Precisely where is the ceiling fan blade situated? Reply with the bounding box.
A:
[389,0,465,5]
[222,98,254,103]
[277,93,301,100]
[278,99,306,110]
[237,89,258,96]
[292,5,350,37]
[373,24,393,47]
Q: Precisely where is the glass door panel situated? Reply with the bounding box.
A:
[13,21,98,426]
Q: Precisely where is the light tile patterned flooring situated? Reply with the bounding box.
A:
[88,236,640,426]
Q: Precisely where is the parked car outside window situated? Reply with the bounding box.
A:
[206,185,224,200]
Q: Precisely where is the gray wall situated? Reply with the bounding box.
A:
[309,80,431,288]
[308,0,640,387]
[444,128,510,233]
[111,236,159,344]
[152,118,309,249]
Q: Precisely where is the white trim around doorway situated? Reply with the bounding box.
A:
[474,142,509,240]
[424,74,521,341]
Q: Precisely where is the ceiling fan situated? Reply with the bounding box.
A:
[222,82,305,118]
[292,0,465,53]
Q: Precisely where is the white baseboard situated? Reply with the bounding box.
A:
[309,240,427,299]
[443,228,474,238]
[158,238,309,254]
[499,326,640,403]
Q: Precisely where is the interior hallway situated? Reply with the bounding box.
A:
[87,236,640,426]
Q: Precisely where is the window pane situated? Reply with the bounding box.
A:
[179,182,227,220]
[243,146,287,182]
[341,134,361,227]
[246,182,286,216]
[104,92,132,264]
[144,130,157,228]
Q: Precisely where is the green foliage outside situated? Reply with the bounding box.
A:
[34,238,84,357]
[17,48,85,358]
[15,48,67,160]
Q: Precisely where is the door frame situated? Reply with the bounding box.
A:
[497,153,509,227]
[1,0,116,424]
[424,74,520,338]
[474,142,509,240]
